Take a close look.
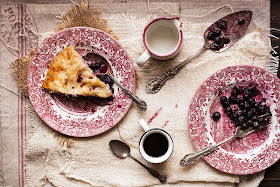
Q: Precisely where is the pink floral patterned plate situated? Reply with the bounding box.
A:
[27,27,135,137]
[188,65,280,175]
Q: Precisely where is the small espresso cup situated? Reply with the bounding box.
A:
[136,17,183,67]
[139,119,173,164]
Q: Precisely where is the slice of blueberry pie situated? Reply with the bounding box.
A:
[41,46,112,98]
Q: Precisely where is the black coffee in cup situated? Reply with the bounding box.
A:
[143,133,169,157]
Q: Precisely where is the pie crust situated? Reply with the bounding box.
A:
[41,46,112,98]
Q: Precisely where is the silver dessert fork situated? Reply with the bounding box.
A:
[180,125,266,166]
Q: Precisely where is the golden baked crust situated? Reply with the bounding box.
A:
[41,46,112,98]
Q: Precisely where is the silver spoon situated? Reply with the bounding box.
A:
[84,53,147,111]
[109,140,166,183]
[146,10,253,94]
[180,124,266,166]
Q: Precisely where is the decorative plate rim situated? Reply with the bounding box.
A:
[27,27,135,137]
[188,65,280,175]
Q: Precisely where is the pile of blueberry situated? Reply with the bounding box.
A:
[207,19,230,51]
[207,17,246,51]
[211,85,272,130]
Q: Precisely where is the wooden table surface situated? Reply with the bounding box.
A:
[259,0,280,186]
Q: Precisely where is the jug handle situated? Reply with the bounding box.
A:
[137,50,151,67]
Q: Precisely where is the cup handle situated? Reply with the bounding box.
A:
[136,50,151,67]
[140,119,150,132]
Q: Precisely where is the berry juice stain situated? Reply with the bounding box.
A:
[143,133,168,157]
[148,107,162,125]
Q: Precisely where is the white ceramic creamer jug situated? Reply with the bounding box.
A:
[136,17,183,67]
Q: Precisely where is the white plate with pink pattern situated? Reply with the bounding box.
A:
[27,27,135,137]
[188,65,280,175]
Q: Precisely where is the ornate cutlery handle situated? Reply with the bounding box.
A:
[180,133,236,166]
[108,73,147,111]
[146,46,206,94]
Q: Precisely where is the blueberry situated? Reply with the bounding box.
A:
[238,102,245,110]
[248,98,256,106]
[247,120,253,127]
[241,123,249,129]
[217,19,227,30]
[238,115,245,123]
[247,109,254,119]
[222,37,230,44]
[222,100,230,108]
[225,106,232,114]
[246,86,257,96]
[229,95,237,104]
[238,18,245,25]
[212,111,221,121]
[210,42,220,51]
[237,96,245,104]
[242,109,248,116]
[219,42,225,49]
[207,31,216,40]
[259,100,267,107]
[220,96,230,108]
[257,116,264,124]
[89,61,101,71]
[213,29,221,36]
[220,96,228,103]
[263,116,270,125]
[214,37,222,44]
[251,116,257,122]
[230,111,239,120]
[244,102,251,110]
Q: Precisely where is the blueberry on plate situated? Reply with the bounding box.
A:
[241,123,249,129]
[237,96,245,104]
[229,95,237,104]
[220,96,228,103]
[212,111,221,121]
[225,106,232,114]
[230,111,239,120]
[238,102,245,110]
[248,98,256,106]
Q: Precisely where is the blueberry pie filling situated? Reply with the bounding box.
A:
[83,53,115,106]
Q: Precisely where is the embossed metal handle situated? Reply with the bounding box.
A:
[180,133,236,166]
[130,155,166,183]
[108,73,147,111]
[146,46,206,94]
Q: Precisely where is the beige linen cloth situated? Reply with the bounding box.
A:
[0,0,274,186]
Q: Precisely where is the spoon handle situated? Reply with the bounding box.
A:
[129,155,166,183]
[146,46,206,94]
[180,132,237,166]
[108,73,147,111]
